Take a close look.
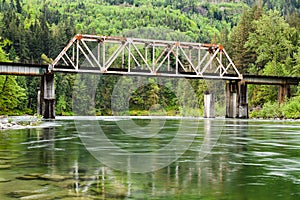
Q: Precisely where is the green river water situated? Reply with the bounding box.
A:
[0,117,299,199]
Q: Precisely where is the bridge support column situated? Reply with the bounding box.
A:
[278,84,290,104]
[39,73,55,119]
[238,81,248,118]
[226,80,249,119]
[226,81,238,118]
[204,92,215,118]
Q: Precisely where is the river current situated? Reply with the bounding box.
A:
[0,117,299,199]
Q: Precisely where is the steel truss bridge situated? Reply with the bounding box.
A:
[1,34,300,119]
[49,34,242,80]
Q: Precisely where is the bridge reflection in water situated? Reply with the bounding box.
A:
[0,118,299,199]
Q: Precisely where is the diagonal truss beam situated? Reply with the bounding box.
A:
[50,34,242,80]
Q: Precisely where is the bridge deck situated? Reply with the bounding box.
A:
[52,65,241,80]
[0,62,240,79]
[243,75,300,85]
[1,63,299,85]
[0,62,47,76]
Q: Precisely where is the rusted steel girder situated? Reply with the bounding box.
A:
[50,34,242,80]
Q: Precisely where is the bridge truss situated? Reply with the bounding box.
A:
[50,34,242,80]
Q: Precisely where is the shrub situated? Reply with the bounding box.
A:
[282,97,300,119]
[250,101,283,119]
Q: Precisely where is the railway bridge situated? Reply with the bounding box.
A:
[1,34,299,118]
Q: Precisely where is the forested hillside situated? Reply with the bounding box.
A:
[0,0,300,118]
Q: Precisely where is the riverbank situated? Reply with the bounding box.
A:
[0,121,23,130]
[0,115,43,130]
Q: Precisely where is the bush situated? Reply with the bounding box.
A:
[250,97,300,119]
[282,97,300,119]
[250,101,283,119]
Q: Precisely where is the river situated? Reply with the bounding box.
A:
[0,117,299,199]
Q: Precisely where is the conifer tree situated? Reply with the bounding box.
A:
[0,38,26,114]
[245,10,296,74]
[228,2,263,74]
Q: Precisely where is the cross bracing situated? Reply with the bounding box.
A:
[50,34,242,80]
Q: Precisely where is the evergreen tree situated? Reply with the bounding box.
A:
[25,77,40,112]
[0,38,26,114]
[15,0,22,13]
[245,10,296,74]
[293,47,300,76]
[0,37,10,62]
[228,8,255,74]
[228,2,263,74]
[0,75,26,114]
[245,10,297,107]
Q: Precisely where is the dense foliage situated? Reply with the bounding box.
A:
[0,0,300,118]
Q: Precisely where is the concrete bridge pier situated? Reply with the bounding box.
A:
[226,81,238,118]
[204,92,215,118]
[38,73,55,119]
[238,80,248,118]
[225,80,249,119]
